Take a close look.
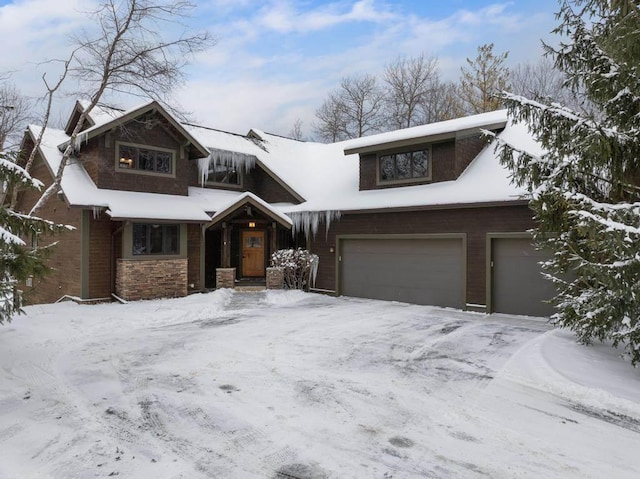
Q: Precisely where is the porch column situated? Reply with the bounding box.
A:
[270,221,277,261]
[222,222,231,268]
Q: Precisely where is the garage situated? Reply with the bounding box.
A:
[489,236,556,317]
[338,235,465,308]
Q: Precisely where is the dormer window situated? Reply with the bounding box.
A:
[116,141,175,176]
[378,148,431,184]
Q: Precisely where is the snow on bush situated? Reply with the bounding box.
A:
[270,248,319,291]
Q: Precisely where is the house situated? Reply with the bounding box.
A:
[15,100,556,316]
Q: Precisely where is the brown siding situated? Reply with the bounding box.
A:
[82,112,190,196]
[189,164,301,204]
[455,134,488,176]
[88,213,120,299]
[308,204,536,306]
[187,223,201,291]
[358,133,490,191]
[15,153,82,305]
[245,166,301,203]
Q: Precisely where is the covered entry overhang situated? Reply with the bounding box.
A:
[205,192,294,286]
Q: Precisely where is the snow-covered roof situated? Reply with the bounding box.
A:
[29,101,536,223]
[245,117,533,214]
[208,191,293,228]
[344,109,508,154]
[29,125,216,222]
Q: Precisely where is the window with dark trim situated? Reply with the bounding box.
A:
[133,223,179,255]
[379,149,430,182]
[207,163,240,185]
[118,143,174,175]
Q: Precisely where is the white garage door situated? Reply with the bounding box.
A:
[339,237,465,308]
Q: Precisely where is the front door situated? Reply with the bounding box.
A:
[241,230,265,277]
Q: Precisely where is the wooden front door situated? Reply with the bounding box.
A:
[241,230,265,277]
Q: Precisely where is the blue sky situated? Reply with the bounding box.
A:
[0,0,562,137]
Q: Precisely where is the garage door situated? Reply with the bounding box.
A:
[491,237,556,316]
[339,237,465,308]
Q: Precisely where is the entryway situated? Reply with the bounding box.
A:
[241,230,265,277]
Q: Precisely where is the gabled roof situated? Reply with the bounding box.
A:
[185,123,306,203]
[208,191,293,229]
[26,125,214,222]
[62,100,211,160]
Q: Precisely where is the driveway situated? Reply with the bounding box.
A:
[0,290,639,478]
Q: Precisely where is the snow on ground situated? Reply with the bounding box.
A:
[0,291,639,478]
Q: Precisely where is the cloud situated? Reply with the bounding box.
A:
[177,76,324,136]
[256,0,396,34]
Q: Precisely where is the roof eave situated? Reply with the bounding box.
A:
[60,101,211,159]
[343,120,507,155]
[208,195,292,230]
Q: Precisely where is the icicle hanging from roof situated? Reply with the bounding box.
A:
[197,148,257,186]
[72,131,89,154]
[289,210,342,240]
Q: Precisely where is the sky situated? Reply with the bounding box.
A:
[0,0,562,138]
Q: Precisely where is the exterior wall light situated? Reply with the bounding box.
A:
[249,221,256,228]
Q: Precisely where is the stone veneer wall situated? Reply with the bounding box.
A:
[266,267,284,289]
[116,258,188,301]
[216,268,236,289]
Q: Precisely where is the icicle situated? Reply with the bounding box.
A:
[197,149,257,186]
[309,254,319,288]
[73,131,88,154]
[92,206,102,219]
[289,210,342,240]
[198,155,212,185]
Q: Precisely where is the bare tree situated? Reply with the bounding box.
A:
[0,83,31,150]
[383,54,440,129]
[314,91,348,142]
[288,118,305,141]
[340,74,385,138]
[29,0,213,215]
[459,43,510,114]
[314,74,385,142]
[509,56,591,112]
[419,80,465,124]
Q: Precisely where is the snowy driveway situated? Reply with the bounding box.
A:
[1,290,639,478]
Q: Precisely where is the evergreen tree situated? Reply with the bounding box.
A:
[459,43,510,114]
[493,0,640,363]
[0,151,70,324]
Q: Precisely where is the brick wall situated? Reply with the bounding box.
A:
[308,203,536,306]
[115,258,188,301]
[15,153,83,305]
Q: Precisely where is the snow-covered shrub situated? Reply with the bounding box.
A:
[270,248,319,291]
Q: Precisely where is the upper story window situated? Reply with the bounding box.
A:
[133,223,179,255]
[207,162,241,186]
[378,148,431,184]
[117,142,175,176]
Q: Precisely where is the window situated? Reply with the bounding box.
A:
[133,223,179,255]
[207,162,240,185]
[118,143,174,175]
[379,148,430,183]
